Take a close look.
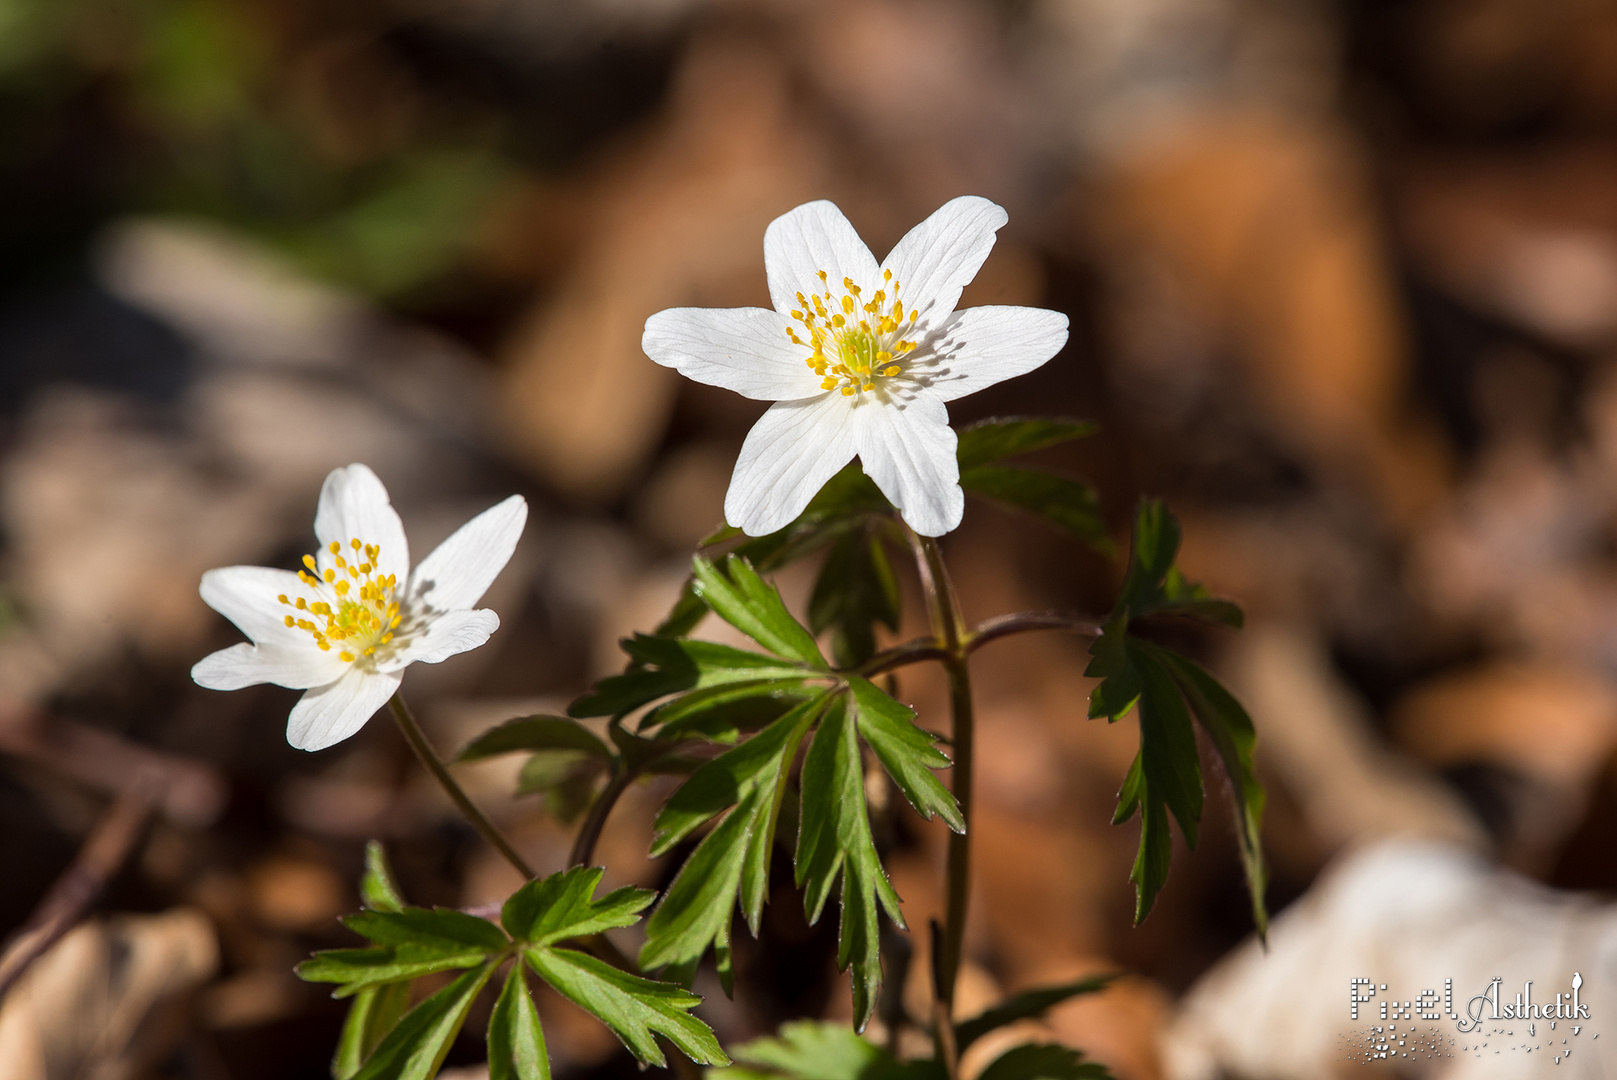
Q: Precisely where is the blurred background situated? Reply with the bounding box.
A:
[4,0,1617,1077]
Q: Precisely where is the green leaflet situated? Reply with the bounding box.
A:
[954,975,1116,1053]
[1152,648,1269,940]
[646,679,821,743]
[360,840,404,914]
[691,555,827,667]
[455,715,611,762]
[300,865,724,1077]
[847,677,962,831]
[500,865,654,947]
[976,1043,1113,1080]
[488,965,548,1080]
[796,698,905,1030]
[960,466,1112,555]
[571,634,815,719]
[716,1019,945,1080]
[809,526,901,667]
[332,982,410,1080]
[525,947,729,1068]
[954,416,1099,470]
[351,962,498,1080]
[639,695,828,980]
[1083,500,1265,929]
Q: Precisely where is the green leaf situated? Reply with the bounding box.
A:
[847,676,962,831]
[1087,629,1210,923]
[960,466,1112,555]
[525,947,728,1068]
[515,751,609,822]
[1114,500,1181,618]
[647,679,821,743]
[488,965,549,1080]
[501,865,654,947]
[1154,649,1268,939]
[976,1043,1113,1080]
[361,841,404,914]
[1084,619,1141,722]
[809,527,901,667]
[954,975,1117,1053]
[571,635,815,719]
[352,961,499,1080]
[956,416,1098,471]
[692,555,827,668]
[650,693,829,855]
[455,715,611,762]
[796,698,904,1030]
[655,580,709,638]
[716,1019,944,1079]
[1111,752,1143,826]
[640,696,826,974]
[343,908,511,952]
[332,981,410,1079]
[298,945,490,997]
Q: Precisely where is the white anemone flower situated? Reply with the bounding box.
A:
[192,464,527,751]
[643,196,1069,536]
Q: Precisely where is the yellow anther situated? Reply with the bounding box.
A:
[821,377,838,390]
[841,386,855,396]
[359,563,371,575]
[334,580,350,596]
[323,569,335,583]
[329,541,340,555]
[335,554,346,570]
[350,538,360,550]
[862,382,875,392]
[832,314,845,328]
[883,365,901,377]
[284,615,295,627]
[841,296,854,314]
[318,639,330,651]
[278,594,289,605]
[884,268,892,281]
[381,633,393,644]
[390,616,401,628]
[817,270,828,281]
[339,651,355,662]
[302,554,317,572]
[363,646,376,656]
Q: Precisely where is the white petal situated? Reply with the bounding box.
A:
[857,394,963,537]
[201,566,336,652]
[410,496,528,613]
[286,668,402,752]
[377,608,500,672]
[643,307,824,401]
[764,201,881,316]
[880,196,1007,325]
[725,394,861,536]
[313,464,410,584]
[925,306,1069,402]
[192,642,345,690]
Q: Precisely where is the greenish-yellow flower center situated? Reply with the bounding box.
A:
[277,538,402,664]
[786,268,921,396]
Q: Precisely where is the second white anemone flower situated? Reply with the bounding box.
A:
[643,196,1069,536]
[192,464,527,752]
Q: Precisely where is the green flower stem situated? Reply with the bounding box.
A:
[568,764,632,869]
[387,692,536,880]
[911,534,973,1080]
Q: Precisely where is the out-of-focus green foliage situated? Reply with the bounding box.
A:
[0,0,513,299]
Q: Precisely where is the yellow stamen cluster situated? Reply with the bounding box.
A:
[786,268,919,397]
[279,538,402,663]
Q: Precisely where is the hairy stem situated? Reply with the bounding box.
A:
[910,533,973,1079]
[388,693,535,880]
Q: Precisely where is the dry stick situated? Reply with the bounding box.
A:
[387,693,535,880]
[0,775,161,1002]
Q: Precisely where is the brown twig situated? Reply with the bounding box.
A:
[0,775,162,1002]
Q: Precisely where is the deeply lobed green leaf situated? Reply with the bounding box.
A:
[960,466,1112,555]
[488,965,549,1080]
[455,715,611,762]
[692,555,827,667]
[955,416,1099,471]
[500,865,654,946]
[350,962,498,1080]
[717,1019,944,1080]
[525,947,729,1068]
